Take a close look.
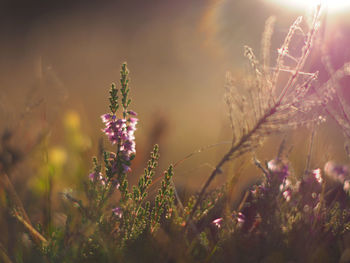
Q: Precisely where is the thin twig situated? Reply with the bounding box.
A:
[253,156,269,178]
[277,6,321,103]
[271,16,303,94]
[0,171,48,247]
[269,67,317,76]
[0,241,13,263]
[322,55,350,124]
[12,210,48,246]
[0,171,32,225]
[304,122,316,175]
[261,16,276,74]
[277,137,287,160]
[173,141,232,168]
[237,190,250,212]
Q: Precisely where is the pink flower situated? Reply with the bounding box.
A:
[312,168,322,184]
[129,117,138,124]
[101,114,112,123]
[112,207,123,218]
[88,173,95,181]
[237,212,245,224]
[122,164,131,173]
[212,218,223,228]
[128,110,137,116]
[101,111,138,161]
[344,180,350,192]
[283,189,292,202]
[89,172,106,185]
[267,159,290,182]
[324,161,349,183]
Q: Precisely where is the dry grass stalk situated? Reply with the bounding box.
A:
[185,5,323,230]
[12,211,48,246]
[0,171,47,247]
[0,241,13,263]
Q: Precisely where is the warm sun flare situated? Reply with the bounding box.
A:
[267,0,350,13]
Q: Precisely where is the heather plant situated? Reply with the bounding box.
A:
[3,4,350,263]
[54,63,176,260]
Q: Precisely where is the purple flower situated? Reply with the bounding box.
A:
[112,207,123,218]
[302,169,323,191]
[128,110,137,116]
[122,163,131,173]
[101,111,138,164]
[280,178,292,191]
[237,212,245,224]
[212,218,223,228]
[88,172,95,181]
[324,161,349,184]
[251,185,266,197]
[116,118,127,126]
[344,180,350,192]
[101,114,112,123]
[129,117,138,124]
[312,168,322,184]
[267,159,290,182]
[113,179,120,189]
[123,140,135,152]
[282,189,292,202]
[89,172,106,185]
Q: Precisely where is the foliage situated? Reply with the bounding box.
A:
[2,5,350,263]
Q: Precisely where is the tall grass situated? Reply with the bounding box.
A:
[2,4,350,263]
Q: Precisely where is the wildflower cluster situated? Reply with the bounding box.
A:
[202,157,350,262]
[101,113,137,172]
[101,63,138,176]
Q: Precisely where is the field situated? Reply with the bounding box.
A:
[2,1,350,262]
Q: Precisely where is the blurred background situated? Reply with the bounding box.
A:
[1,0,350,203]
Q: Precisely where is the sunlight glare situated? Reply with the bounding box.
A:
[266,0,350,13]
